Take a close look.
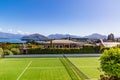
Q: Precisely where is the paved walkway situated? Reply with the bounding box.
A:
[4,53,101,58]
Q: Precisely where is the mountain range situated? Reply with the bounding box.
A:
[84,33,107,39]
[0,32,23,39]
[48,34,81,39]
[0,32,108,40]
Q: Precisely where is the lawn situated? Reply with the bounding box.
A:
[0,57,100,80]
[0,58,71,80]
[69,57,100,80]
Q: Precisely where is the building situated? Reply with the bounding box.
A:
[98,39,120,48]
[42,39,84,48]
[19,44,28,54]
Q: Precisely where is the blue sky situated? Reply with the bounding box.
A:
[0,0,120,36]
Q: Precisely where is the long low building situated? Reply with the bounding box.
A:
[42,39,84,48]
[97,39,120,48]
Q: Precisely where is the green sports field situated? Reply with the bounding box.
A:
[69,57,100,80]
[0,57,100,80]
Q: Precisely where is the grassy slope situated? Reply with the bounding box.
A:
[0,58,71,80]
[69,57,100,80]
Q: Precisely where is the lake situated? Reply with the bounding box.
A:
[0,39,26,43]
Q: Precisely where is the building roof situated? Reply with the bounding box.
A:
[99,39,120,47]
[102,42,120,47]
[43,39,83,44]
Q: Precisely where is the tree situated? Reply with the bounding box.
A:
[4,49,13,55]
[0,48,4,58]
[50,40,53,48]
[100,48,120,80]
[11,48,20,55]
[107,33,114,41]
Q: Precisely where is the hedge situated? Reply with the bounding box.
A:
[27,46,100,54]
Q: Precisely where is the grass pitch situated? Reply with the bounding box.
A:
[0,58,71,80]
[69,57,100,80]
[0,57,100,80]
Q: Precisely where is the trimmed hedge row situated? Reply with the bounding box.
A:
[27,46,100,54]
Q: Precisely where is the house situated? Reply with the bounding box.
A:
[42,39,84,48]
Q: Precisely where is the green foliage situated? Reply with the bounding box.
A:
[0,48,3,58]
[4,49,13,55]
[0,43,7,49]
[28,46,100,54]
[100,47,110,53]
[0,43,20,50]
[6,44,20,49]
[100,48,120,79]
[82,46,97,53]
[0,43,22,55]
[11,48,20,55]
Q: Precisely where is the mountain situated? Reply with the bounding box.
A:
[21,33,48,41]
[0,32,23,39]
[48,34,81,39]
[0,32,108,40]
[84,33,107,39]
[48,33,107,39]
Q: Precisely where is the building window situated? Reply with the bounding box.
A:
[60,45,62,48]
[47,46,50,48]
[56,46,58,48]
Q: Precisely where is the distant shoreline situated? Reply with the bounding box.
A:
[0,38,26,43]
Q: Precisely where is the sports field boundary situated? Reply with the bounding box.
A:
[4,54,101,58]
[16,61,32,80]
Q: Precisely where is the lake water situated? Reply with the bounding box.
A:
[0,39,26,43]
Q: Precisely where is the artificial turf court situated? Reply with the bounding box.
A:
[0,57,100,80]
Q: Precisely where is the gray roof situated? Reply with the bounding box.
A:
[43,39,83,44]
[102,42,120,47]
[99,39,120,47]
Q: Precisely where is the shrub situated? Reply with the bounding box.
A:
[100,47,110,53]
[4,49,13,55]
[0,48,3,58]
[27,47,99,54]
[11,48,20,55]
[100,48,120,80]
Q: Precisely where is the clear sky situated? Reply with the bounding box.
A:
[0,0,120,36]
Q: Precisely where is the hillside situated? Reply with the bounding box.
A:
[21,33,48,41]
[84,33,107,39]
[48,34,81,39]
[0,32,23,39]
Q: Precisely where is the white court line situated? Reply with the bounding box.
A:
[17,61,32,80]
[29,66,65,69]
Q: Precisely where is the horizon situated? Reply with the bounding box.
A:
[1,31,119,38]
[0,0,120,36]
